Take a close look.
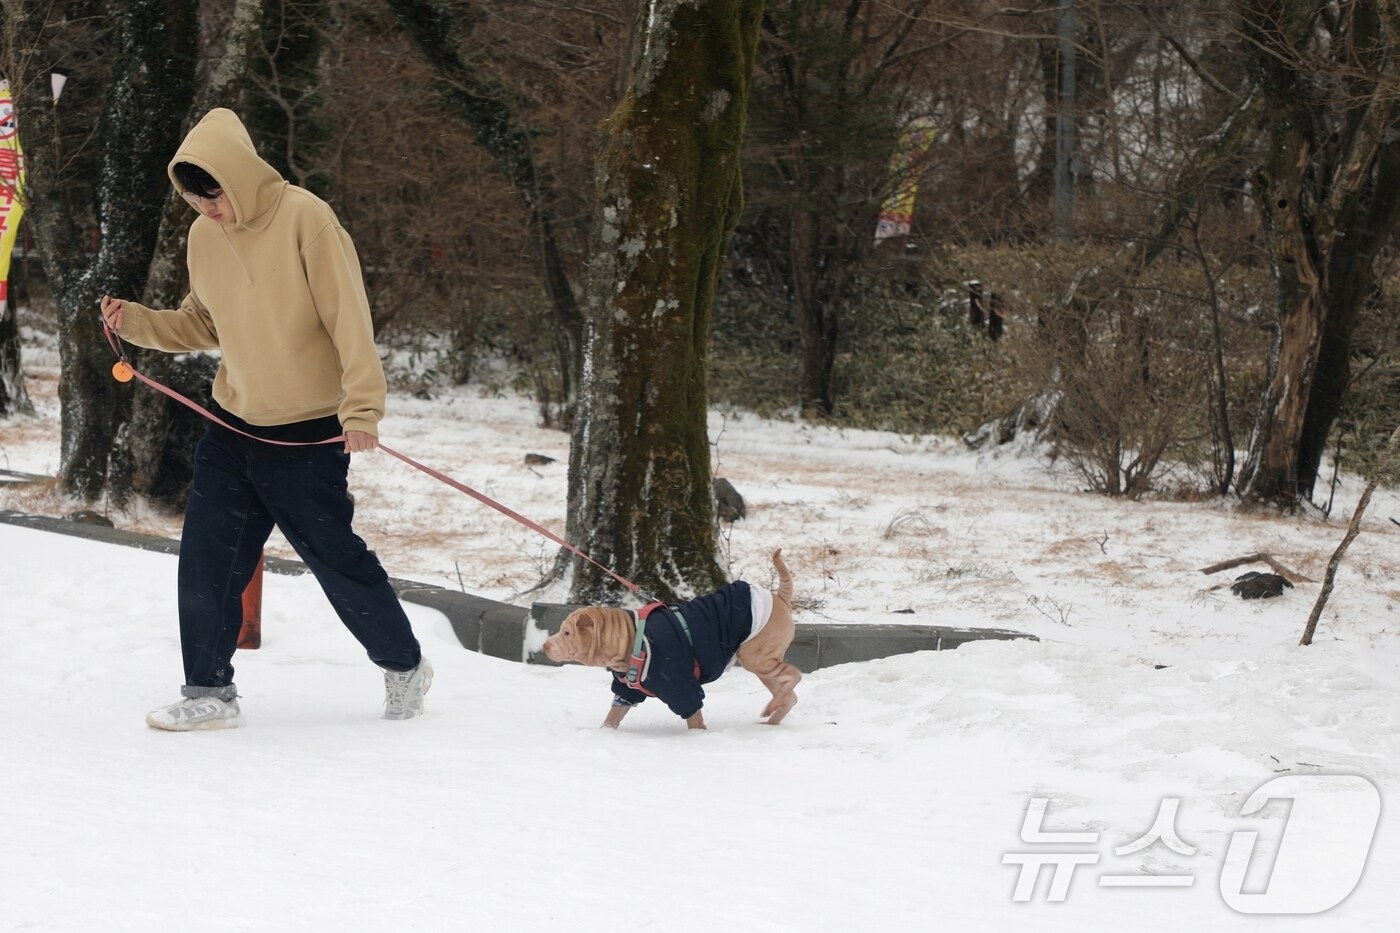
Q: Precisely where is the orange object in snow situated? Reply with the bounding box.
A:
[238,553,264,649]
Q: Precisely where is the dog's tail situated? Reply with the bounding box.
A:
[771,548,792,607]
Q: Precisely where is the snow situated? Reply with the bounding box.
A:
[2,331,1399,931]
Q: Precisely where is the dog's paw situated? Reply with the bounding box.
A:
[761,692,798,724]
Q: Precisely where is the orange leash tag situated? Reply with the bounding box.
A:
[112,361,134,383]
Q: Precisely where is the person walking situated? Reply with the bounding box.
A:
[99,108,431,731]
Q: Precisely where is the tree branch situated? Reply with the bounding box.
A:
[1198,552,1316,584]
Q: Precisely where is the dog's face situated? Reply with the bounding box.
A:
[542,606,635,668]
[542,611,598,665]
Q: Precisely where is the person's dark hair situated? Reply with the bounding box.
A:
[173,162,222,198]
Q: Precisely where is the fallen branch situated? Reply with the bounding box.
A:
[1198,552,1316,584]
[1302,422,1400,646]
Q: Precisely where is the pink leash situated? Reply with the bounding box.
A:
[102,322,649,598]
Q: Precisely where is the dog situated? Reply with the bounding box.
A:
[541,549,802,730]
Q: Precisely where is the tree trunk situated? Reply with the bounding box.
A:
[1238,0,1400,506]
[123,0,265,505]
[6,0,199,504]
[765,11,864,418]
[789,207,839,414]
[752,2,937,418]
[563,0,763,604]
[0,292,30,416]
[1296,168,1400,496]
[1025,38,1060,205]
[1238,78,1319,506]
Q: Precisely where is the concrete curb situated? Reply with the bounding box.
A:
[0,508,308,574]
[2,508,1036,670]
[0,469,53,484]
[522,602,1032,671]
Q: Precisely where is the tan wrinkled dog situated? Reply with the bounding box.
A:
[542,549,802,730]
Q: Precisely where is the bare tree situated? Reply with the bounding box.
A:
[1301,419,1400,645]
[386,0,586,422]
[742,0,947,416]
[1236,0,1400,508]
[244,0,329,191]
[563,0,764,603]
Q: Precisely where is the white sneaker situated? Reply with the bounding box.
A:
[383,657,432,720]
[146,696,246,731]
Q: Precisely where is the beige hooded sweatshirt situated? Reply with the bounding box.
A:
[116,108,387,436]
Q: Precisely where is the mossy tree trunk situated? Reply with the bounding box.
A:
[5,0,199,504]
[563,0,763,604]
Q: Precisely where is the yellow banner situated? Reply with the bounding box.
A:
[0,81,25,303]
[874,117,936,244]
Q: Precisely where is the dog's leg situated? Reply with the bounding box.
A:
[602,705,631,729]
[739,649,802,724]
[738,548,802,724]
[755,665,802,723]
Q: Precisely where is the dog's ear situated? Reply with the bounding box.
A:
[573,614,598,655]
[571,610,605,664]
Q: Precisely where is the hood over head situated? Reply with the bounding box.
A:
[167,108,285,229]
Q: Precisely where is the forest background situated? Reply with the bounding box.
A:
[4,0,1400,603]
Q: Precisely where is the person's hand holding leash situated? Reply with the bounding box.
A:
[344,430,377,454]
[99,295,126,331]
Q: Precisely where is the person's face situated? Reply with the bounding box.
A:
[181,188,235,224]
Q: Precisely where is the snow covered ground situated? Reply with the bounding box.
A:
[2,327,1399,931]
